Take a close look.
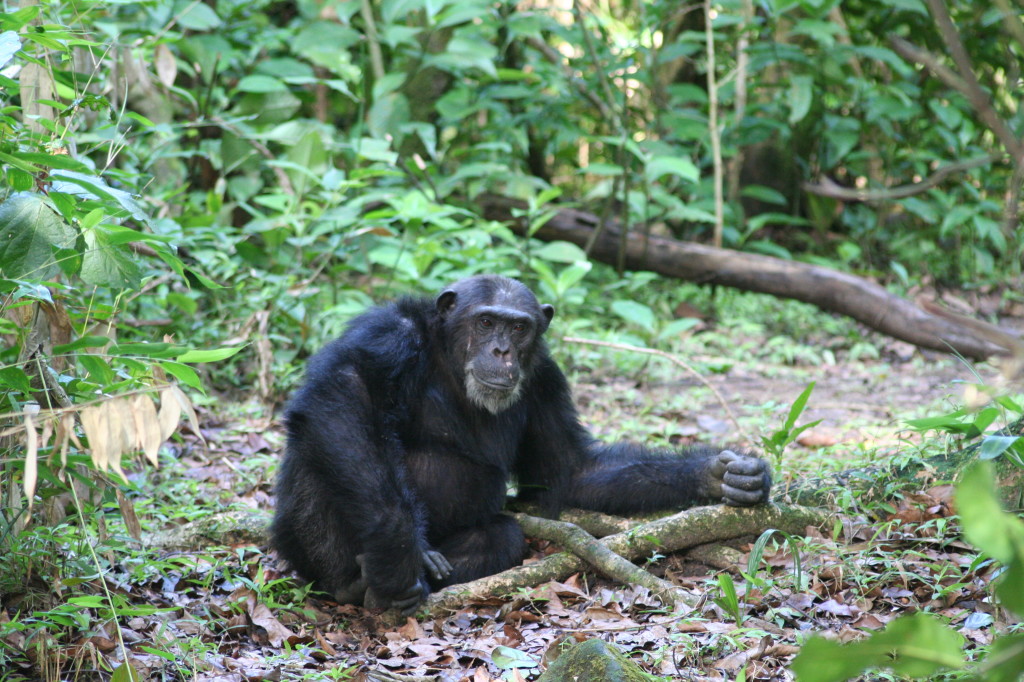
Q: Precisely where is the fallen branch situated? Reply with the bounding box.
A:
[803,154,999,202]
[481,194,1009,360]
[423,503,830,615]
[516,514,696,608]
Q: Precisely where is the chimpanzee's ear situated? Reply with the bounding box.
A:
[436,290,458,318]
[538,304,555,333]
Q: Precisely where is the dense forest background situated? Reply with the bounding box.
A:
[2,0,1024,679]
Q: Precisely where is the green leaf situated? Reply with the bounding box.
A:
[533,241,588,264]
[49,170,148,223]
[0,366,32,393]
[53,336,115,354]
[646,156,699,183]
[176,346,244,363]
[491,645,537,670]
[109,342,185,358]
[610,300,656,333]
[791,613,965,682]
[979,435,1021,461]
[175,1,222,30]
[236,75,287,93]
[788,75,814,124]
[111,662,142,682]
[81,229,142,289]
[741,185,788,206]
[784,382,815,430]
[0,192,77,280]
[0,30,22,69]
[158,361,203,391]
[957,463,1024,565]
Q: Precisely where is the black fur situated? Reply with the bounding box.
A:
[272,275,770,611]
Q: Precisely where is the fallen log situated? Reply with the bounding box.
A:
[481,194,1015,360]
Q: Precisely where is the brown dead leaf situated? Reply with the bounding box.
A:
[116,489,142,541]
[796,430,839,448]
[132,393,163,466]
[158,387,183,442]
[23,406,39,508]
[81,403,113,471]
[851,613,888,630]
[816,598,858,618]
[249,602,296,648]
[154,43,177,88]
[396,618,425,640]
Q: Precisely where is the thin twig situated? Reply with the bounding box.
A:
[803,154,1000,202]
[704,0,724,248]
[562,336,748,442]
[725,0,752,207]
[359,0,385,82]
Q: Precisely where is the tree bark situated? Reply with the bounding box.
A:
[481,194,1015,360]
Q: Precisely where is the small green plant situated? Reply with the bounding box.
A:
[760,382,821,466]
[712,572,745,625]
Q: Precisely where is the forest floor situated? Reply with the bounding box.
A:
[3,320,1020,682]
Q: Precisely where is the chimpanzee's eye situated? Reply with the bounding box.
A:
[479,317,493,328]
[512,323,526,333]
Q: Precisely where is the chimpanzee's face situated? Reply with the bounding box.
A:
[436,276,554,414]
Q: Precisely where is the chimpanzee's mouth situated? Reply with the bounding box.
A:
[473,374,516,391]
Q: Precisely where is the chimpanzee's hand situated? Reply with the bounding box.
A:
[422,549,452,583]
[705,450,771,506]
[357,549,452,615]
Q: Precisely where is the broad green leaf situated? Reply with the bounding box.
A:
[428,34,498,77]
[0,31,22,69]
[741,185,788,206]
[0,192,77,279]
[979,435,1020,461]
[957,463,1024,566]
[53,336,116,354]
[646,156,699,183]
[81,229,141,288]
[610,300,656,333]
[236,75,287,93]
[175,1,221,30]
[158,361,203,391]
[788,75,814,124]
[49,170,148,223]
[294,21,361,73]
[0,367,32,393]
[791,613,964,681]
[533,241,588,264]
[368,92,411,140]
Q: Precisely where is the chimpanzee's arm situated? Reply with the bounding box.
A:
[565,443,770,514]
[513,357,770,515]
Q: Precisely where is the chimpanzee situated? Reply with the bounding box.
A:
[272,275,770,612]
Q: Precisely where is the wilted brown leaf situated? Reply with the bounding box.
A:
[131,393,162,466]
[23,405,39,508]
